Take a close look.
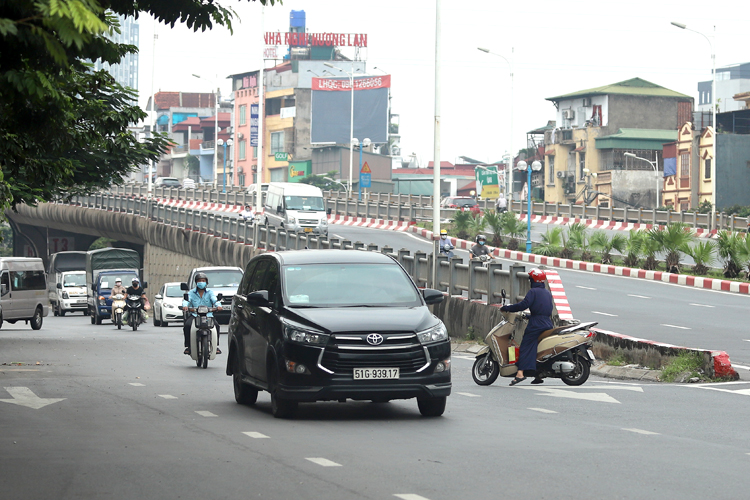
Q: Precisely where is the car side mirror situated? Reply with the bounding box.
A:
[422,288,444,305]
[247,290,269,306]
[154,294,162,300]
[142,282,148,289]
[180,282,189,291]
[56,283,63,289]
[326,208,332,215]
[277,205,283,213]
[216,293,223,301]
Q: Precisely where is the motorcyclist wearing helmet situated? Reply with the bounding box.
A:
[111,278,127,297]
[438,229,455,259]
[470,234,492,259]
[125,278,147,324]
[183,272,223,356]
[500,268,554,385]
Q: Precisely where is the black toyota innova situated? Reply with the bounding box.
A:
[226,249,451,418]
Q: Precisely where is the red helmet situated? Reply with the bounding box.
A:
[528,268,546,283]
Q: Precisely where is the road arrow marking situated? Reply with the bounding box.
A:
[576,286,596,290]
[690,303,714,308]
[394,495,432,500]
[622,428,659,435]
[0,387,65,409]
[195,410,217,417]
[306,457,341,467]
[243,431,270,439]
[528,407,558,414]
[522,387,621,403]
[129,383,145,386]
[573,385,644,392]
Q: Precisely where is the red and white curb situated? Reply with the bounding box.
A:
[328,215,413,231]
[517,213,722,238]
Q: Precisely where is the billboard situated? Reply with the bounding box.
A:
[475,166,500,199]
[311,75,389,145]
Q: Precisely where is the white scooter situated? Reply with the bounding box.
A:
[111,294,126,330]
[188,293,223,369]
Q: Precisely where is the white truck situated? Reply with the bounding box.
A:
[47,251,88,316]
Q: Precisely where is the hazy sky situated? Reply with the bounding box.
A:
[136,0,747,165]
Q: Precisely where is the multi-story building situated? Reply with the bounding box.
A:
[542,78,691,208]
[93,14,139,91]
[697,62,750,113]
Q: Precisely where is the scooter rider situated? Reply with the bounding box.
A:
[111,278,126,297]
[439,229,455,258]
[126,278,147,324]
[500,268,554,385]
[239,204,254,221]
[183,272,223,356]
[470,234,492,260]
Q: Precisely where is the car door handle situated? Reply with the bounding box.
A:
[235,303,244,310]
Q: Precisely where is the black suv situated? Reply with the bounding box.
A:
[226,250,451,418]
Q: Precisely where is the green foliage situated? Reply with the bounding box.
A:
[467,213,487,241]
[715,230,746,278]
[185,154,200,175]
[683,240,716,276]
[623,230,645,268]
[452,210,472,240]
[299,170,342,190]
[648,223,694,272]
[501,213,527,251]
[0,223,12,256]
[722,204,750,218]
[567,222,591,261]
[590,231,626,264]
[88,237,115,250]
[661,351,706,383]
[689,200,714,214]
[483,211,503,246]
[536,226,563,257]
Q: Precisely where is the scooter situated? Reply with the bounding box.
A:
[111,294,126,330]
[439,242,455,259]
[188,296,221,369]
[124,295,144,331]
[472,291,598,386]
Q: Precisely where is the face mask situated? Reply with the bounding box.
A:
[196,282,207,290]
[479,241,485,246]
[441,235,447,240]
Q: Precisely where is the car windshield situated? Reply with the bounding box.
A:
[455,199,476,207]
[201,270,243,288]
[283,263,421,308]
[284,195,325,211]
[63,274,86,287]
[165,285,183,297]
[100,274,137,290]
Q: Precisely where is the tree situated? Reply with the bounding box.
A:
[567,222,592,261]
[590,231,626,265]
[648,223,694,273]
[299,170,342,190]
[0,0,277,212]
[467,213,487,241]
[483,211,503,246]
[623,230,645,268]
[501,214,526,251]
[715,230,744,278]
[536,226,563,257]
[452,210,471,241]
[683,240,716,276]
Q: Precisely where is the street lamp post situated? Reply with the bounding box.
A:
[192,73,220,191]
[517,160,541,253]
[324,62,358,198]
[323,177,348,194]
[358,137,371,200]
[477,47,514,199]
[671,21,716,211]
[217,138,233,194]
[624,152,660,208]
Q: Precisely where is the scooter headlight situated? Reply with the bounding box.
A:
[417,322,448,344]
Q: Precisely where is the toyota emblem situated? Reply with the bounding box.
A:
[366,333,384,346]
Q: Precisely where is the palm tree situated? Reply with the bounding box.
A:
[468,213,487,241]
[622,230,645,268]
[452,210,471,240]
[502,216,527,251]
[590,231,627,265]
[648,223,694,273]
[641,230,662,271]
[536,226,563,257]
[683,240,716,276]
[567,222,592,261]
[484,211,503,246]
[716,230,744,278]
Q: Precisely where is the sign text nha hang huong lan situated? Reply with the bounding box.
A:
[264,32,368,48]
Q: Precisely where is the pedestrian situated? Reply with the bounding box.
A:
[495,193,507,214]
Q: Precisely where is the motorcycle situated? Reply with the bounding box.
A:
[124,295,144,331]
[111,294,126,330]
[439,241,455,259]
[188,296,222,369]
[472,291,598,386]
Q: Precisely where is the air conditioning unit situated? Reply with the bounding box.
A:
[563,109,575,120]
[556,171,566,178]
[582,97,591,107]
[236,133,244,139]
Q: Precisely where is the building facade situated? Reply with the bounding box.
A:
[698,62,750,113]
[93,14,139,91]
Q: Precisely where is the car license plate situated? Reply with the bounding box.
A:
[76,299,86,303]
[353,368,399,380]
[304,227,314,232]
[587,349,595,361]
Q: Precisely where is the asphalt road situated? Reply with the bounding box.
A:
[2,315,750,499]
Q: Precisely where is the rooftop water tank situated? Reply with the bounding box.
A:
[290,10,305,31]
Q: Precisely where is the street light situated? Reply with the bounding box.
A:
[323,177,348,193]
[516,160,542,253]
[624,152,660,208]
[217,138,233,194]
[192,73,220,191]
[478,46,514,199]
[324,62,361,198]
[357,137,371,200]
[671,21,716,210]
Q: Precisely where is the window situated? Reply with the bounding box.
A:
[10,270,46,291]
[579,153,586,181]
[238,261,258,295]
[239,105,247,126]
[680,152,690,177]
[260,262,280,307]
[547,156,555,184]
[1,272,9,295]
[270,132,285,154]
[704,158,711,180]
[239,140,246,160]
[265,98,282,116]
[248,261,270,293]
[253,146,258,159]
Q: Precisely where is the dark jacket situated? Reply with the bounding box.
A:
[500,281,553,333]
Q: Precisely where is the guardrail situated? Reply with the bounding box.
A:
[65,194,530,303]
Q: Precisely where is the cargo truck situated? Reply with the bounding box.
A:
[86,248,142,325]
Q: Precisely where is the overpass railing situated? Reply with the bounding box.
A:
[66,194,530,303]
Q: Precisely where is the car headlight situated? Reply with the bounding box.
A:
[282,321,329,346]
[164,303,175,309]
[62,291,69,299]
[417,322,448,344]
[98,296,106,305]
[288,216,296,224]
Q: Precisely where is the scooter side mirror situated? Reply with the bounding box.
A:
[501,289,507,299]
[216,293,223,301]
[180,282,189,291]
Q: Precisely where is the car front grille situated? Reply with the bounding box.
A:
[299,219,319,225]
[320,332,427,374]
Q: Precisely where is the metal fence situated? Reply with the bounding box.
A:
[65,194,531,302]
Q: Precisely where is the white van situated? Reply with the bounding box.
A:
[261,182,329,237]
[0,258,50,330]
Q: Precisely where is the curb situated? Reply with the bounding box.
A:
[519,213,719,238]
[591,363,662,382]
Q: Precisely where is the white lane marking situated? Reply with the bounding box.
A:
[661,324,691,330]
[576,286,596,290]
[129,383,145,386]
[158,395,178,399]
[306,457,341,467]
[195,410,217,417]
[622,428,660,435]
[243,431,270,439]
[732,363,750,370]
[591,311,618,317]
[687,381,750,387]
[572,385,644,392]
[528,407,558,414]
[628,294,650,299]
[394,495,432,500]
[520,387,621,404]
[456,392,481,398]
[690,303,715,308]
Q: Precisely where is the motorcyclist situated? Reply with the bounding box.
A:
[500,268,554,385]
[125,278,147,324]
[470,234,492,260]
[438,229,455,258]
[239,204,254,221]
[183,272,223,356]
[111,278,127,297]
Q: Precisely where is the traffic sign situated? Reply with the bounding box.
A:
[360,173,371,188]
[360,162,372,174]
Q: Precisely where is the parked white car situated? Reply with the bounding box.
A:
[153,282,185,327]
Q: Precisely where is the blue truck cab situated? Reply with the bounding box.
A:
[85,248,142,326]
[90,270,139,324]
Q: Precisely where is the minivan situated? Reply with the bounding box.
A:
[261,182,329,237]
[226,250,451,418]
[0,258,50,330]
